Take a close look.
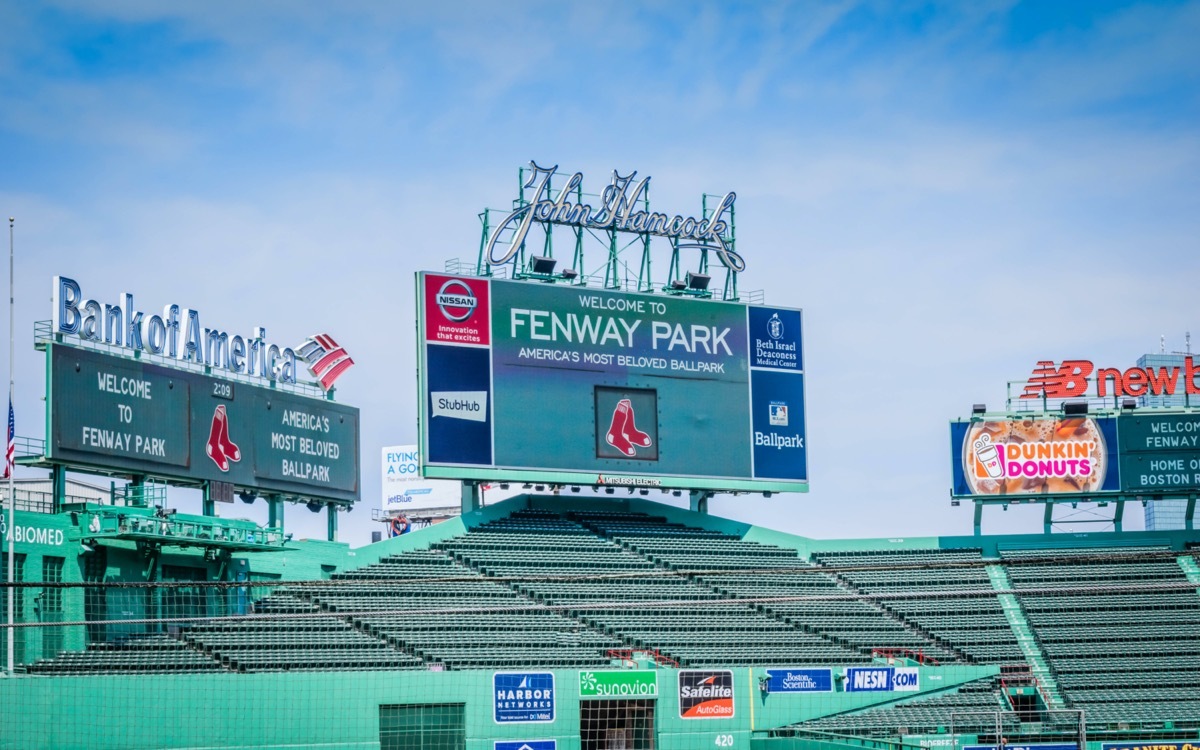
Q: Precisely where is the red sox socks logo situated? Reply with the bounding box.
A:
[205,404,241,472]
[605,399,653,457]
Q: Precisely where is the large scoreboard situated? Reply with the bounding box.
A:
[416,273,808,494]
[48,344,360,505]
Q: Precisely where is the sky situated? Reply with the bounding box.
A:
[2,0,1198,545]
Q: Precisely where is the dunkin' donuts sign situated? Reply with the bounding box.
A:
[951,416,1121,498]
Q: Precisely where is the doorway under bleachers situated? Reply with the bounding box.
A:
[580,699,656,750]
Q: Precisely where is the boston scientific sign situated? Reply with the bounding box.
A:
[486,162,744,272]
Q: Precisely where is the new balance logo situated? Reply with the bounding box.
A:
[297,334,355,392]
[1021,357,1200,399]
[1020,360,1092,399]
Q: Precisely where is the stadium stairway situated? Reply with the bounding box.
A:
[1178,551,1200,585]
[984,563,1065,709]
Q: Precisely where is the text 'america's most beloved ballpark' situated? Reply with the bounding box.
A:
[416,273,808,493]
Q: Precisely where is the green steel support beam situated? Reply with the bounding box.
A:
[1113,499,1125,532]
[974,500,983,536]
[51,464,66,513]
[1187,494,1196,531]
[202,483,215,517]
[690,491,710,515]
[1044,502,1053,535]
[461,481,482,515]
[326,504,337,542]
[268,495,283,532]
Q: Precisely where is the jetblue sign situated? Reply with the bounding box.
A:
[843,667,920,692]
[493,672,555,724]
[764,668,832,693]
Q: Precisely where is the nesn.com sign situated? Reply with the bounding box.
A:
[843,667,919,692]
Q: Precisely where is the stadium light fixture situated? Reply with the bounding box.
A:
[686,272,710,291]
[639,489,649,496]
[1121,398,1137,410]
[306,501,323,513]
[672,490,682,497]
[529,255,557,275]
[763,491,773,498]
[535,484,545,492]
[604,487,614,495]
[971,404,986,416]
[570,486,581,493]
[238,492,257,504]
[950,500,960,507]
[559,267,579,281]
[668,279,687,291]
[522,483,533,489]
[1063,401,1089,416]
[500,483,510,490]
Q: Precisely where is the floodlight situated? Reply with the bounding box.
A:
[500,483,509,490]
[669,279,687,290]
[950,500,960,507]
[1121,398,1137,410]
[535,484,545,492]
[672,490,682,497]
[521,483,533,489]
[971,404,987,415]
[686,272,710,291]
[639,489,649,496]
[604,487,614,495]
[529,255,557,275]
[306,501,323,513]
[570,486,581,493]
[1063,401,1089,416]
[763,491,773,498]
[238,492,257,504]
[559,267,579,281]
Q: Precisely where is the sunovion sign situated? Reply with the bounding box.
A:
[52,276,298,384]
[416,272,808,494]
[486,162,744,272]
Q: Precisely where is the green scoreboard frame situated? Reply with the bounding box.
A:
[46,343,360,505]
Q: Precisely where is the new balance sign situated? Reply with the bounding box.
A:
[1022,358,1200,399]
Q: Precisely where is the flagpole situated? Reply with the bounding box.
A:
[7,216,14,676]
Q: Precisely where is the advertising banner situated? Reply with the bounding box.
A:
[417,273,807,493]
[381,445,461,512]
[496,743,556,750]
[578,670,658,700]
[1103,743,1198,750]
[48,343,360,504]
[764,668,833,693]
[493,672,555,724]
[1117,413,1200,493]
[843,667,919,692]
[678,670,735,719]
[950,417,1119,498]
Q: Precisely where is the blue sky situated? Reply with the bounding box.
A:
[2,1,1198,543]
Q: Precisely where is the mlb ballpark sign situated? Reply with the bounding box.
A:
[381,446,460,512]
[493,672,555,724]
[416,272,808,493]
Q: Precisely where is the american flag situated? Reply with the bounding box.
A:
[3,398,13,480]
[297,334,355,392]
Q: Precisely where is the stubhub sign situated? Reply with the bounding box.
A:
[843,667,920,692]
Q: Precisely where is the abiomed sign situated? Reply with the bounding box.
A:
[416,272,808,493]
[578,670,658,699]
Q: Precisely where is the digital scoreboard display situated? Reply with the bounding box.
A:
[48,344,360,505]
[416,272,808,494]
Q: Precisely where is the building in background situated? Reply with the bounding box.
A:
[1138,340,1193,531]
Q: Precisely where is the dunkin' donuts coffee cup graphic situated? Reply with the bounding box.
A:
[206,404,241,472]
[964,417,1106,495]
